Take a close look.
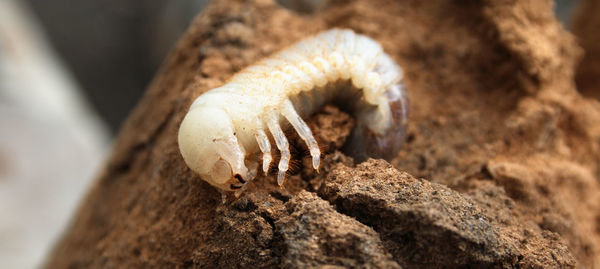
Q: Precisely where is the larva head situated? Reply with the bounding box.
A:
[178,106,251,191]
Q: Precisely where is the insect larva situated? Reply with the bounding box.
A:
[178,28,409,194]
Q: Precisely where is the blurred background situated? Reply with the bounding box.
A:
[0,0,588,268]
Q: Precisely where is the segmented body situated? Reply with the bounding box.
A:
[178,29,409,193]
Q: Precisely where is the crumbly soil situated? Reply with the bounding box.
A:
[45,0,600,268]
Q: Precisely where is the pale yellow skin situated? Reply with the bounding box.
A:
[178,29,406,193]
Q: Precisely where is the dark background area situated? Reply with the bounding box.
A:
[23,0,208,132]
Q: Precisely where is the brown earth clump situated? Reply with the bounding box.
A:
[45,0,600,268]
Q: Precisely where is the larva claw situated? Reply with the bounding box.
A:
[277,170,286,186]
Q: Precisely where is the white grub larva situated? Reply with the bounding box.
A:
[178,29,409,194]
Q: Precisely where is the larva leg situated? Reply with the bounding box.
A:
[280,99,320,170]
[267,114,290,186]
[254,128,273,174]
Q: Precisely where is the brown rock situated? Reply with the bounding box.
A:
[320,160,573,268]
[277,191,400,268]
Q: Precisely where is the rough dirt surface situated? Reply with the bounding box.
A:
[46,0,600,268]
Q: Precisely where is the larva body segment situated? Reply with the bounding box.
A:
[178,29,409,193]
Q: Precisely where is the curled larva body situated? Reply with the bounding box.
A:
[178,29,409,193]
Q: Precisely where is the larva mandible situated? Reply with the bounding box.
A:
[178,28,409,193]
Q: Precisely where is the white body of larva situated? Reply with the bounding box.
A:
[178,29,408,193]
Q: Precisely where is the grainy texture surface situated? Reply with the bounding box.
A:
[46,0,600,268]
